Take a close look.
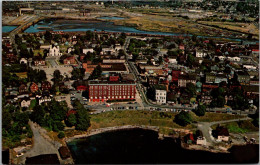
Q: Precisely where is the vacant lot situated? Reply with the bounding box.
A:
[211,120,259,133]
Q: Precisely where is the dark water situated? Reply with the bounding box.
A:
[67,128,259,164]
[2,26,18,33]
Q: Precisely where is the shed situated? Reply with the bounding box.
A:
[58,146,71,160]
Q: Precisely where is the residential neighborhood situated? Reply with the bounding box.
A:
[2,0,259,164]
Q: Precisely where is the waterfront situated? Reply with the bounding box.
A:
[67,128,259,164]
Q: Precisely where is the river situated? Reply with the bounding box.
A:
[67,128,259,164]
[2,18,256,42]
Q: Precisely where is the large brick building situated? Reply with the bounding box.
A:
[88,80,136,102]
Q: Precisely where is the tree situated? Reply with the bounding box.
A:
[52,70,63,84]
[58,131,65,139]
[187,54,195,68]
[88,65,102,80]
[44,31,52,42]
[66,114,77,127]
[31,105,46,126]
[158,56,163,64]
[185,83,196,98]
[194,104,206,116]
[174,111,192,126]
[75,106,91,131]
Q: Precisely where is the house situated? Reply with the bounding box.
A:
[39,95,52,105]
[147,76,159,85]
[19,84,28,93]
[83,48,94,54]
[47,45,62,57]
[196,50,207,58]
[63,56,76,65]
[21,97,31,108]
[196,136,207,145]
[205,73,216,83]
[41,81,52,91]
[58,146,71,160]
[172,70,181,82]
[154,85,167,104]
[168,56,178,64]
[30,82,39,93]
[215,74,227,84]
[33,56,45,66]
[20,58,28,64]
[236,71,250,85]
[214,126,230,142]
[178,74,196,87]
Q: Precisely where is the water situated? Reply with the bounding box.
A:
[67,128,259,164]
[24,19,185,36]
[2,26,18,33]
[98,16,125,20]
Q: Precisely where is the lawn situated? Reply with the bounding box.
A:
[89,110,245,133]
[33,49,44,56]
[29,99,36,110]
[190,111,245,122]
[90,110,195,133]
[15,72,27,79]
[211,120,259,133]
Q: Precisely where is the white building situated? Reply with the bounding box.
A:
[168,56,178,64]
[196,137,207,145]
[47,45,62,57]
[155,89,167,104]
[20,58,28,64]
[21,98,31,108]
[196,50,207,58]
[83,48,94,54]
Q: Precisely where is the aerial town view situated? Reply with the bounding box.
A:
[1,0,259,164]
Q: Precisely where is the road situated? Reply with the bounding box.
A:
[196,117,250,145]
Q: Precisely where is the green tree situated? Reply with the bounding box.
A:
[174,111,192,126]
[30,105,46,126]
[75,106,91,131]
[194,104,206,116]
[52,70,63,85]
[185,83,196,98]
[67,114,77,127]
[58,131,65,139]
[88,65,102,80]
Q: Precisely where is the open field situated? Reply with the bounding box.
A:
[190,112,245,122]
[198,21,259,37]
[211,120,259,133]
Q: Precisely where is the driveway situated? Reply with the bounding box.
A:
[196,117,251,146]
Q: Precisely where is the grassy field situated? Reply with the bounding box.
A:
[211,120,259,133]
[190,112,245,122]
[89,110,244,132]
[198,21,259,37]
[33,49,44,56]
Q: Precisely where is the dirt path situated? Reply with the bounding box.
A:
[19,121,61,164]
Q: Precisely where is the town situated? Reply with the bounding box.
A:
[2,0,259,164]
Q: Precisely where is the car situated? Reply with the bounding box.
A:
[16,153,24,157]
[70,93,75,96]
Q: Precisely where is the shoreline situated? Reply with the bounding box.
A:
[65,125,159,143]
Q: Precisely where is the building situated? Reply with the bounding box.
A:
[63,56,76,65]
[195,50,207,58]
[21,98,31,108]
[41,81,52,91]
[19,84,28,93]
[48,45,62,57]
[30,82,39,93]
[236,71,250,85]
[33,56,46,66]
[214,126,230,142]
[154,85,167,104]
[88,80,136,102]
[178,74,196,87]
[205,73,216,83]
[83,48,94,54]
